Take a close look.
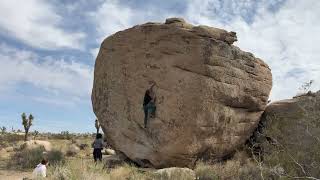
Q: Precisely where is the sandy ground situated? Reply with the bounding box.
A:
[0,170,32,180]
[0,158,32,180]
[0,138,94,179]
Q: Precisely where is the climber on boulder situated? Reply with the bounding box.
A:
[143,82,157,128]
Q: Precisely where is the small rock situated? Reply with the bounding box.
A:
[105,148,116,155]
[79,143,89,150]
[5,146,14,152]
[71,139,82,145]
[154,167,195,179]
[66,144,80,156]
[104,155,124,168]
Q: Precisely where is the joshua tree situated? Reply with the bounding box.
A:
[22,113,34,141]
[95,119,100,134]
[33,130,39,140]
[0,126,6,134]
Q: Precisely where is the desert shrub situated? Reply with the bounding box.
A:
[238,162,266,180]
[11,146,45,169]
[48,162,72,180]
[110,164,146,180]
[195,162,219,180]
[0,133,24,144]
[79,143,89,150]
[65,144,80,157]
[0,140,10,149]
[9,146,65,169]
[48,159,109,180]
[194,157,276,180]
[47,131,75,140]
[47,150,65,165]
[257,101,320,178]
[60,131,72,140]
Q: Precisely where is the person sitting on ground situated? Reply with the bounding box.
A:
[32,159,49,178]
[92,133,104,162]
[143,82,157,128]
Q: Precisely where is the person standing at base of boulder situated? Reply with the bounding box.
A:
[92,133,104,162]
[143,82,157,128]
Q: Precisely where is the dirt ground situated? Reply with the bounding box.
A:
[0,169,32,180]
[0,136,94,180]
[0,158,32,180]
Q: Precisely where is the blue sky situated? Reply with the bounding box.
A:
[0,0,319,133]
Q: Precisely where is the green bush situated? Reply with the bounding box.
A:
[12,146,45,169]
[9,147,65,169]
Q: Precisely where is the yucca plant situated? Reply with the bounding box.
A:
[22,112,34,141]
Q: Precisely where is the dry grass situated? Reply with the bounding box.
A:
[194,151,276,180]
[47,159,107,180]
[195,162,219,180]
[47,159,148,180]
[7,146,65,169]
[109,164,147,180]
[48,161,198,180]
[0,133,296,180]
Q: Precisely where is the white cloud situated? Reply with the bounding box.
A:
[0,0,86,50]
[184,0,320,101]
[90,0,320,101]
[90,48,100,59]
[90,0,133,42]
[0,43,93,105]
[90,0,181,42]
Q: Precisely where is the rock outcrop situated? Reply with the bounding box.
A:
[92,18,272,168]
[20,140,52,152]
[254,91,320,176]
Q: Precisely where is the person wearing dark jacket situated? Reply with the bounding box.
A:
[92,133,104,162]
[143,82,156,128]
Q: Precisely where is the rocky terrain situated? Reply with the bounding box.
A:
[251,90,320,177]
[92,18,272,168]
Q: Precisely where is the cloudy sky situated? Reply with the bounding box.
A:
[0,0,319,132]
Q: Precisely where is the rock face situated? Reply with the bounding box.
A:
[255,91,320,176]
[92,18,272,168]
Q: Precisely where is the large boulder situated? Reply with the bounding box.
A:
[92,18,272,168]
[66,144,80,156]
[255,91,320,177]
[20,140,52,151]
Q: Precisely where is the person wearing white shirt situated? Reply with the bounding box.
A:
[32,159,49,178]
